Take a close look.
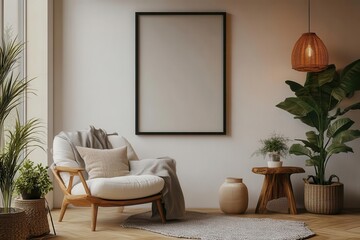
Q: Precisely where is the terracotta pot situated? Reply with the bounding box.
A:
[0,208,28,240]
[304,181,344,214]
[219,178,248,214]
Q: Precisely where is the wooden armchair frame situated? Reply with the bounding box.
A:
[52,166,166,231]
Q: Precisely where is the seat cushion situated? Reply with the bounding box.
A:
[71,175,164,200]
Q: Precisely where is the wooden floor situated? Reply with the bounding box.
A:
[49,207,360,240]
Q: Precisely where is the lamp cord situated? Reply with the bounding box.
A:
[308,0,311,32]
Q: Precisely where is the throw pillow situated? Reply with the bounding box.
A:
[76,146,129,179]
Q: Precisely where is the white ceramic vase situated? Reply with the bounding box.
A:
[267,152,283,168]
[219,178,248,214]
[267,161,283,168]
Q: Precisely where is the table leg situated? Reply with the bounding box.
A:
[282,174,297,214]
[255,175,271,213]
[256,175,278,214]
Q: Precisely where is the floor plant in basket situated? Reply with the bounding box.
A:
[276,59,360,214]
[0,34,42,239]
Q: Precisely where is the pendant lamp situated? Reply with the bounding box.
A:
[291,0,328,72]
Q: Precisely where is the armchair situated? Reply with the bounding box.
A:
[52,134,166,231]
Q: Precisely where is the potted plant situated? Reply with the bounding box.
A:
[276,59,360,214]
[0,34,42,239]
[253,133,289,168]
[15,160,53,199]
[14,160,53,238]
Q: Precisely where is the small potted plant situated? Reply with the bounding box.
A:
[14,160,53,238]
[254,133,289,168]
[15,160,53,199]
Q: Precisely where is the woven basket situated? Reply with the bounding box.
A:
[15,198,50,238]
[304,181,344,214]
[0,208,28,240]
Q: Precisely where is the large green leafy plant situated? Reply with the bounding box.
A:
[0,35,42,213]
[276,59,360,185]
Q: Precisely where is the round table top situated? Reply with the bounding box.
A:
[252,166,305,175]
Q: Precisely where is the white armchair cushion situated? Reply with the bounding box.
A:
[71,175,164,200]
[108,135,139,160]
[76,146,129,179]
[53,136,83,186]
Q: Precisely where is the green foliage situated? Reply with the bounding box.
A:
[276,59,360,185]
[0,34,43,212]
[15,160,53,198]
[254,133,289,158]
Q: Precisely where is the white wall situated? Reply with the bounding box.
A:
[27,0,54,208]
[53,0,360,209]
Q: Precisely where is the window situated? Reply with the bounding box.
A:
[1,0,26,142]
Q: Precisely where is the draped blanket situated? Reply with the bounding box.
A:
[130,157,186,220]
[55,126,185,220]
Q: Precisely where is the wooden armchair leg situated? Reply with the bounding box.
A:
[59,198,69,222]
[91,204,99,231]
[155,199,166,224]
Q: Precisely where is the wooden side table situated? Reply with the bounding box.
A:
[252,166,305,214]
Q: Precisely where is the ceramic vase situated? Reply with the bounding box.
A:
[267,161,283,168]
[267,152,283,168]
[219,178,248,214]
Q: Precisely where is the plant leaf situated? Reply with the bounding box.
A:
[327,118,354,138]
[333,129,360,144]
[305,65,336,87]
[289,144,312,157]
[305,156,322,167]
[340,102,360,116]
[326,143,353,156]
[285,80,304,93]
[295,139,320,153]
[276,97,314,117]
[306,131,318,144]
[339,59,360,92]
[303,65,340,112]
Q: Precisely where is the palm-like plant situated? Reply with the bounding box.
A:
[276,59,360,185]
[0,35,42,213]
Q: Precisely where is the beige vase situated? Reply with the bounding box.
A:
[219,178,248,214]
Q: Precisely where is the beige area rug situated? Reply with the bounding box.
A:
[122,211,315,240]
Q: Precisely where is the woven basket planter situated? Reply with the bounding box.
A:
[0,208,28,240]
[15,198,50,238]
[304,181,344,214]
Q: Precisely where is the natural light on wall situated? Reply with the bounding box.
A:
[1,0,25,147]
[1,0,54,207]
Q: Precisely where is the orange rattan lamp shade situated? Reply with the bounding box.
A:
[291,32,329,72]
